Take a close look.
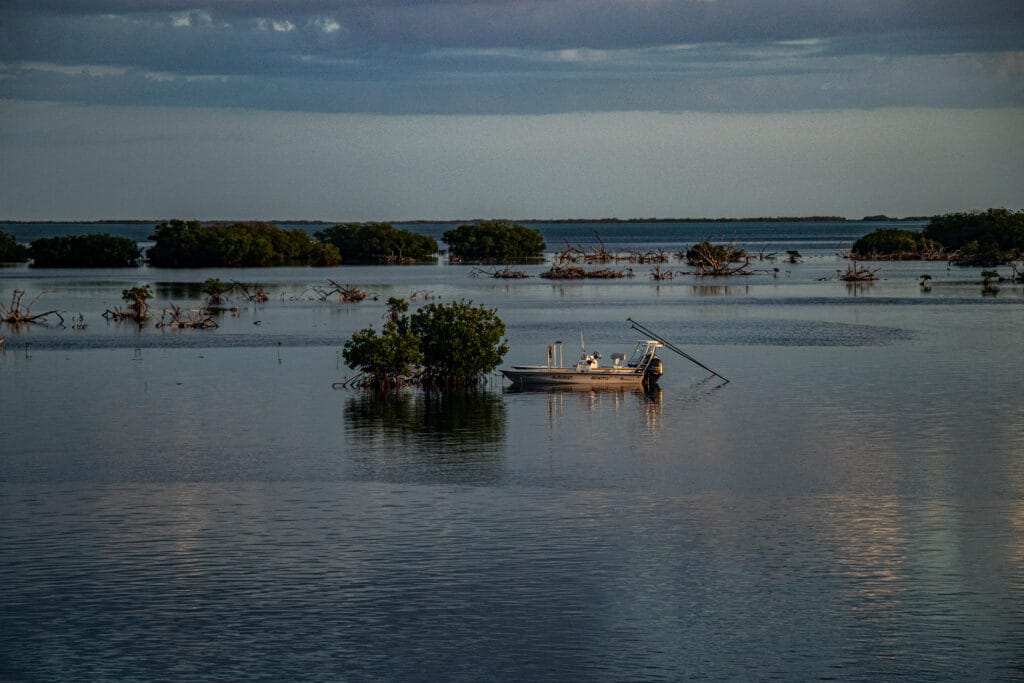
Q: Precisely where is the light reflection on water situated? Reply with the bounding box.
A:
[1,485,1021,681]
[2,237,1024,679]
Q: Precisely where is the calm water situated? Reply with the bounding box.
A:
[2,222,1023,680]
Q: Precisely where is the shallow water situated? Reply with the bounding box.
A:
[2,222,1023,680]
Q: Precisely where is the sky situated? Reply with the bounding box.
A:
[1,0,1022,220]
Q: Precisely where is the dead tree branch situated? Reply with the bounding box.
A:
[1,289,64,327]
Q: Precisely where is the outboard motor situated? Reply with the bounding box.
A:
[644,356,664,381]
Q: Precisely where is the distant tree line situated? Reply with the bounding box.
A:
[0,229,29,263]
[29,234,142,267]
[2,220,547,268]
[507,216,851,223]
[147,221,340,267]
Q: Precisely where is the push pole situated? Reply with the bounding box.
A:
[627,318,730,384]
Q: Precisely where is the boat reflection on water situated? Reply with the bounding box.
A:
[343,390,508,484]
[506,383,664,431]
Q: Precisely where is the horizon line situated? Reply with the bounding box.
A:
[2,214,936,225]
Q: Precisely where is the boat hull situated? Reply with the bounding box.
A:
[501,366,654,387]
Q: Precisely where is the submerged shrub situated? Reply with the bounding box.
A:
[411,300,509,388]
[342,297,423,389]
[343,298,509,390]
[685,241,746,265]
[849,228,944,260]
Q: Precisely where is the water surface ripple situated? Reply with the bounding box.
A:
[2,221,1022,680]
[2,485,1021,681]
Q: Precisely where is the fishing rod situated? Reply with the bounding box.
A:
[627,317,730,384]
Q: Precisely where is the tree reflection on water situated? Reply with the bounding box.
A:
[343,390,508,484]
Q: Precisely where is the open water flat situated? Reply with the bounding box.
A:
[1,221,1023,680]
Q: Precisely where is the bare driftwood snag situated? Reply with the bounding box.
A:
[233,281,269,302]
[1,289,64,326]
[311,280,370,302]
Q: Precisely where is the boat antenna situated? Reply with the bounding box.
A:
[627,318,730,384]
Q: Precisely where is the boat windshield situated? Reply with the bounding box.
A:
[627,341,658,368]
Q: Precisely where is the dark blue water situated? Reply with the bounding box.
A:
[2,221,1022,681]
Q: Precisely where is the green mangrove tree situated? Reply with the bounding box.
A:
[315,222,438,263]
[442,220,545,263]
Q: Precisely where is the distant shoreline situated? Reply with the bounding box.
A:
[1,216,929,225]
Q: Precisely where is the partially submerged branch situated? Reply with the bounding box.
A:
[312,280,370,302]
[1,289,64,327]
[155,303,219,329]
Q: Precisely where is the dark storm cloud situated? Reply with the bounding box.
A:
[6,0,1021,49]
[386,0,1019,51]
[1,0,1022,113]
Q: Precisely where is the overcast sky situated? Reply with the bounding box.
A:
[1,1,1022,220]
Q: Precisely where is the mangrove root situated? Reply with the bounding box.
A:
[539,265,628,279]
[554,233,669,266]
[103,307,143,322]
[845,246,947,261]
[470,266,530,279]
[685,240,755,277]
[650,265,674,281]
[312,280,370,303]
[232,281,269,302]
[839,263,881,281]
[104,285,152,323]
[156,304,219,329]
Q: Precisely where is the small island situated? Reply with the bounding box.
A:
[314,222,438,264]
[850,208,1024,265]
[146,220,340,267]
[442,220,546,263]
